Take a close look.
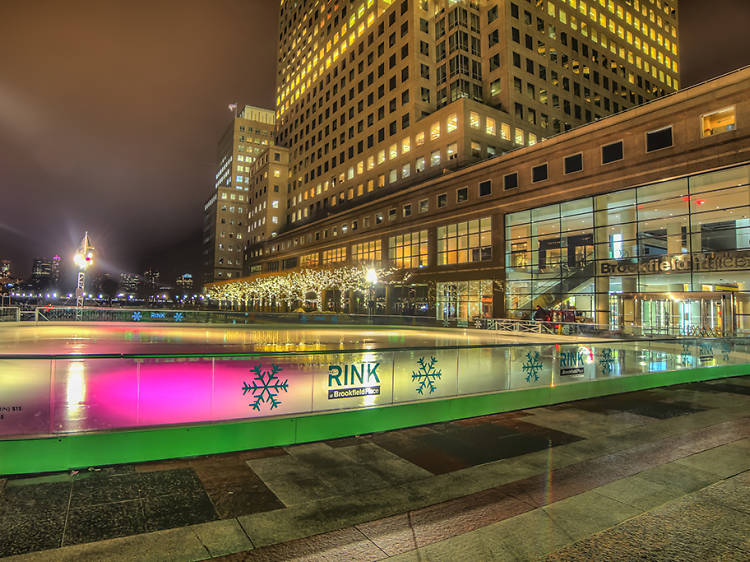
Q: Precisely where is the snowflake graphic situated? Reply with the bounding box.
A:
[718,341,731,361]
[242,364,288,411]
[412,356,442,395]
[174,312,184,322]
[680,342,692,365]
[522,351,543,383]
[599,348,615,375]
[131,311,142,322]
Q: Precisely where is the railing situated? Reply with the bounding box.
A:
[0,307,19,322]
[0,336,746,440]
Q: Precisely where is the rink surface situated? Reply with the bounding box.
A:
[0,321,589,356]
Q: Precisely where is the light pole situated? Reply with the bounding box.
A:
[73,232,95,319]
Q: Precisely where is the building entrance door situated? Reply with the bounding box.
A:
[613,292,733,336]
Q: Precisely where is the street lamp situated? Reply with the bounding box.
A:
[74,232,95,317]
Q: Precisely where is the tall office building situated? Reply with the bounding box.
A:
[30,255,61,286]
[273,0,679,231]
[202,105,277,284]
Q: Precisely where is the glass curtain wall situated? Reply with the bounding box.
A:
[436,280,493,321]
[505,164,750,333]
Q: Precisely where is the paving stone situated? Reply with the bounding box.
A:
[693,474,750,515]
[0,513,65,557]
[70,473,140,508]
[192,519,254,557]
[674,442,750,478]
[225,526,384,561]
[136,468,204,498]
[637,460,721,493]
[63,500,145,546]
[0,481,71,518]
[594,474,686,510]
[543,490,641,541]
[142,490,218,532]
[11,526,209,561]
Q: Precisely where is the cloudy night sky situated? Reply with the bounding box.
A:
[1,0,749,281]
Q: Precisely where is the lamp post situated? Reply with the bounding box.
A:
[73,232,95,319]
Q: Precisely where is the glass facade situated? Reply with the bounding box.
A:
[505,164,750,334]
[437,280,493,322]
[389,230,429,269]
[437,217,492,265]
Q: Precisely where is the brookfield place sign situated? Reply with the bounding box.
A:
[599,251,750,275]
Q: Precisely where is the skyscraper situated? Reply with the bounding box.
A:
[273,0,678,229]
[202,105,277,284]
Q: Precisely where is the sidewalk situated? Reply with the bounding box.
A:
[2,375,749,561]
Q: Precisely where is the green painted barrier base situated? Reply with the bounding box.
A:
[1,365,747,475]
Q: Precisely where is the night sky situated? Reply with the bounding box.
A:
[0,0,748,283]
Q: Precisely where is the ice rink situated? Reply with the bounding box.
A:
[0,321,586,356]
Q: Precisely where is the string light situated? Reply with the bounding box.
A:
[206,266,394,310]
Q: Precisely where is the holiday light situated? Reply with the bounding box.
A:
[205,265,394,310]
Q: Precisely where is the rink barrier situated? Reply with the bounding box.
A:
[0,338,748,474]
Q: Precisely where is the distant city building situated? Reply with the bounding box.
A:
[143,268,160,291]
[119,273,142,295]
[0,259,12,281]
[176,273,194,291]
[202,105,277,285]
[244,146,290,266]
[31,255,61,286]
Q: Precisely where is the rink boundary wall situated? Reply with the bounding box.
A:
[0,364,747,475]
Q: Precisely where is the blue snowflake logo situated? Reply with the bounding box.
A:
[522,351,543,383]
[131,311,142,322]
[680,342,692,365]
[412,356,442,394]
[242,364,288,411]
[174,312,184,322]
[718,341,731,361]
[599,348,615,375]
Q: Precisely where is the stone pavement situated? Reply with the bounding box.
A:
[1,375,749,561]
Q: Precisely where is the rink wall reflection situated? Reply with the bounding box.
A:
[0,338,746,438]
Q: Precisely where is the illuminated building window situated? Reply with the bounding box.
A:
[402,137,411,153]
[501,123,511,140]
[367,156,375,169]
[389,169,397,183]
[701,107,736,137]
[300,252,319,266]
[351,240,381,262]
[447,142,458,160]
[430,122,440,141]
[389,143,398,159]
[437,218,492,265]
[486,117,496,136]
[378,149,386,164]
[416,131,425,146]
[447,113,458,132]
[514,128,524,145]
[469,112,481,129]
[430,150,441,167]
[416,156,425,172]
[389,230,429,269]
[322,247,347,264]
[402,163,411,178]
